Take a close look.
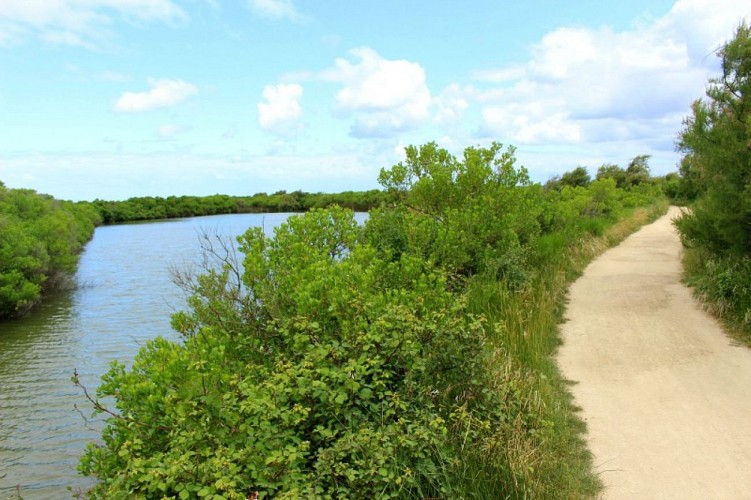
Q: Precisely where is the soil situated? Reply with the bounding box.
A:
[557,206,751,499]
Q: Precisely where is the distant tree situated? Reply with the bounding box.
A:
[543,175,561,191]
[658,172,683,201]
[596,163,628,188]
[559,166,591,188]
[675,155,702,201]
[625,155,651,186]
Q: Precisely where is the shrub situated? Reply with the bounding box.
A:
[79,207,503,498]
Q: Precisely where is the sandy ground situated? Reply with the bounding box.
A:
[557,206,751,499]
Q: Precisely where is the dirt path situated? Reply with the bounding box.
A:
[557,206,751,499]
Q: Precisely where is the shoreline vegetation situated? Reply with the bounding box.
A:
[0,181,101,319]
[0,187,389,320]
[3,146,672,498]
[89,189,392,225]
[66,141,671,498]
[3,145,673,498]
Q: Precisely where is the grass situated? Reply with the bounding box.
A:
[455,200,669,499]
[681,245,751,347]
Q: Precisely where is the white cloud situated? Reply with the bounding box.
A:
[113,78,198,113]
[257,83,303,135]
[323,47,431,138]
[481,105,581,144]
[469,0,751,151]
[0,0,185,46]
[247,0,305,22]
[434,84,469,125]
[157,124,191,138]
[529,27,600,81]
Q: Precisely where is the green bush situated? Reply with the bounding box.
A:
[0,184,100,317]
[373,142,543,282]
[79,206,504,498]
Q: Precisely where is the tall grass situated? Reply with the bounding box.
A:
[682,246,751,346]
[455,200,669,498]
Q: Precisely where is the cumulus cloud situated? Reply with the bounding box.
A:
[481,105,581,144]
[468,0,751,150]
[322,47,431,138]
[247,0,305,22]
[257,83,303,135]
[113,78,198,113]
[434,84,469,125]
[0,0,185,46]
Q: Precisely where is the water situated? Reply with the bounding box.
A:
[0,213,301,498]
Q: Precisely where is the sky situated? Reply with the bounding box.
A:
[0,0,749,201]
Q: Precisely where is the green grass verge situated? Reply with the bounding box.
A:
[681,245,751,347]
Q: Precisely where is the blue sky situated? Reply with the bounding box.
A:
[1,0,749,201]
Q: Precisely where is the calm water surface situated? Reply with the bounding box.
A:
[0,213,299,498]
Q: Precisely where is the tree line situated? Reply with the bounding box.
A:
[0,160,674,324]
[90,189,391,224]
[0,182,101,318]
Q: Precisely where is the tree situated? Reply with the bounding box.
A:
[625,154,651,186]
[596,163,627,188]
[374,142,542,282]
[559,166,591,188]
[676,23,751,255]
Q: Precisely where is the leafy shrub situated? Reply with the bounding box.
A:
[373,142,543,282]
[79,207,503,498]
[0,184,100,317]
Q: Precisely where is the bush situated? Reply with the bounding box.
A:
[79,207,503,498]
[0,184,100,317]
[373,142,543,282]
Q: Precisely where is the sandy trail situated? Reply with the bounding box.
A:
[557,206,751,499]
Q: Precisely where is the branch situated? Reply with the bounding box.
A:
[72,368,172,432]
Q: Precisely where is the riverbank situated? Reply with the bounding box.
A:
[0,184,101,319]
[0,213,297,498]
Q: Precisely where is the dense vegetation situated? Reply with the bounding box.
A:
[0,187,389,319]
[91,190,390,224]
[674,23,751,342]
[77,142,667,498]
[0,182,101,318]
